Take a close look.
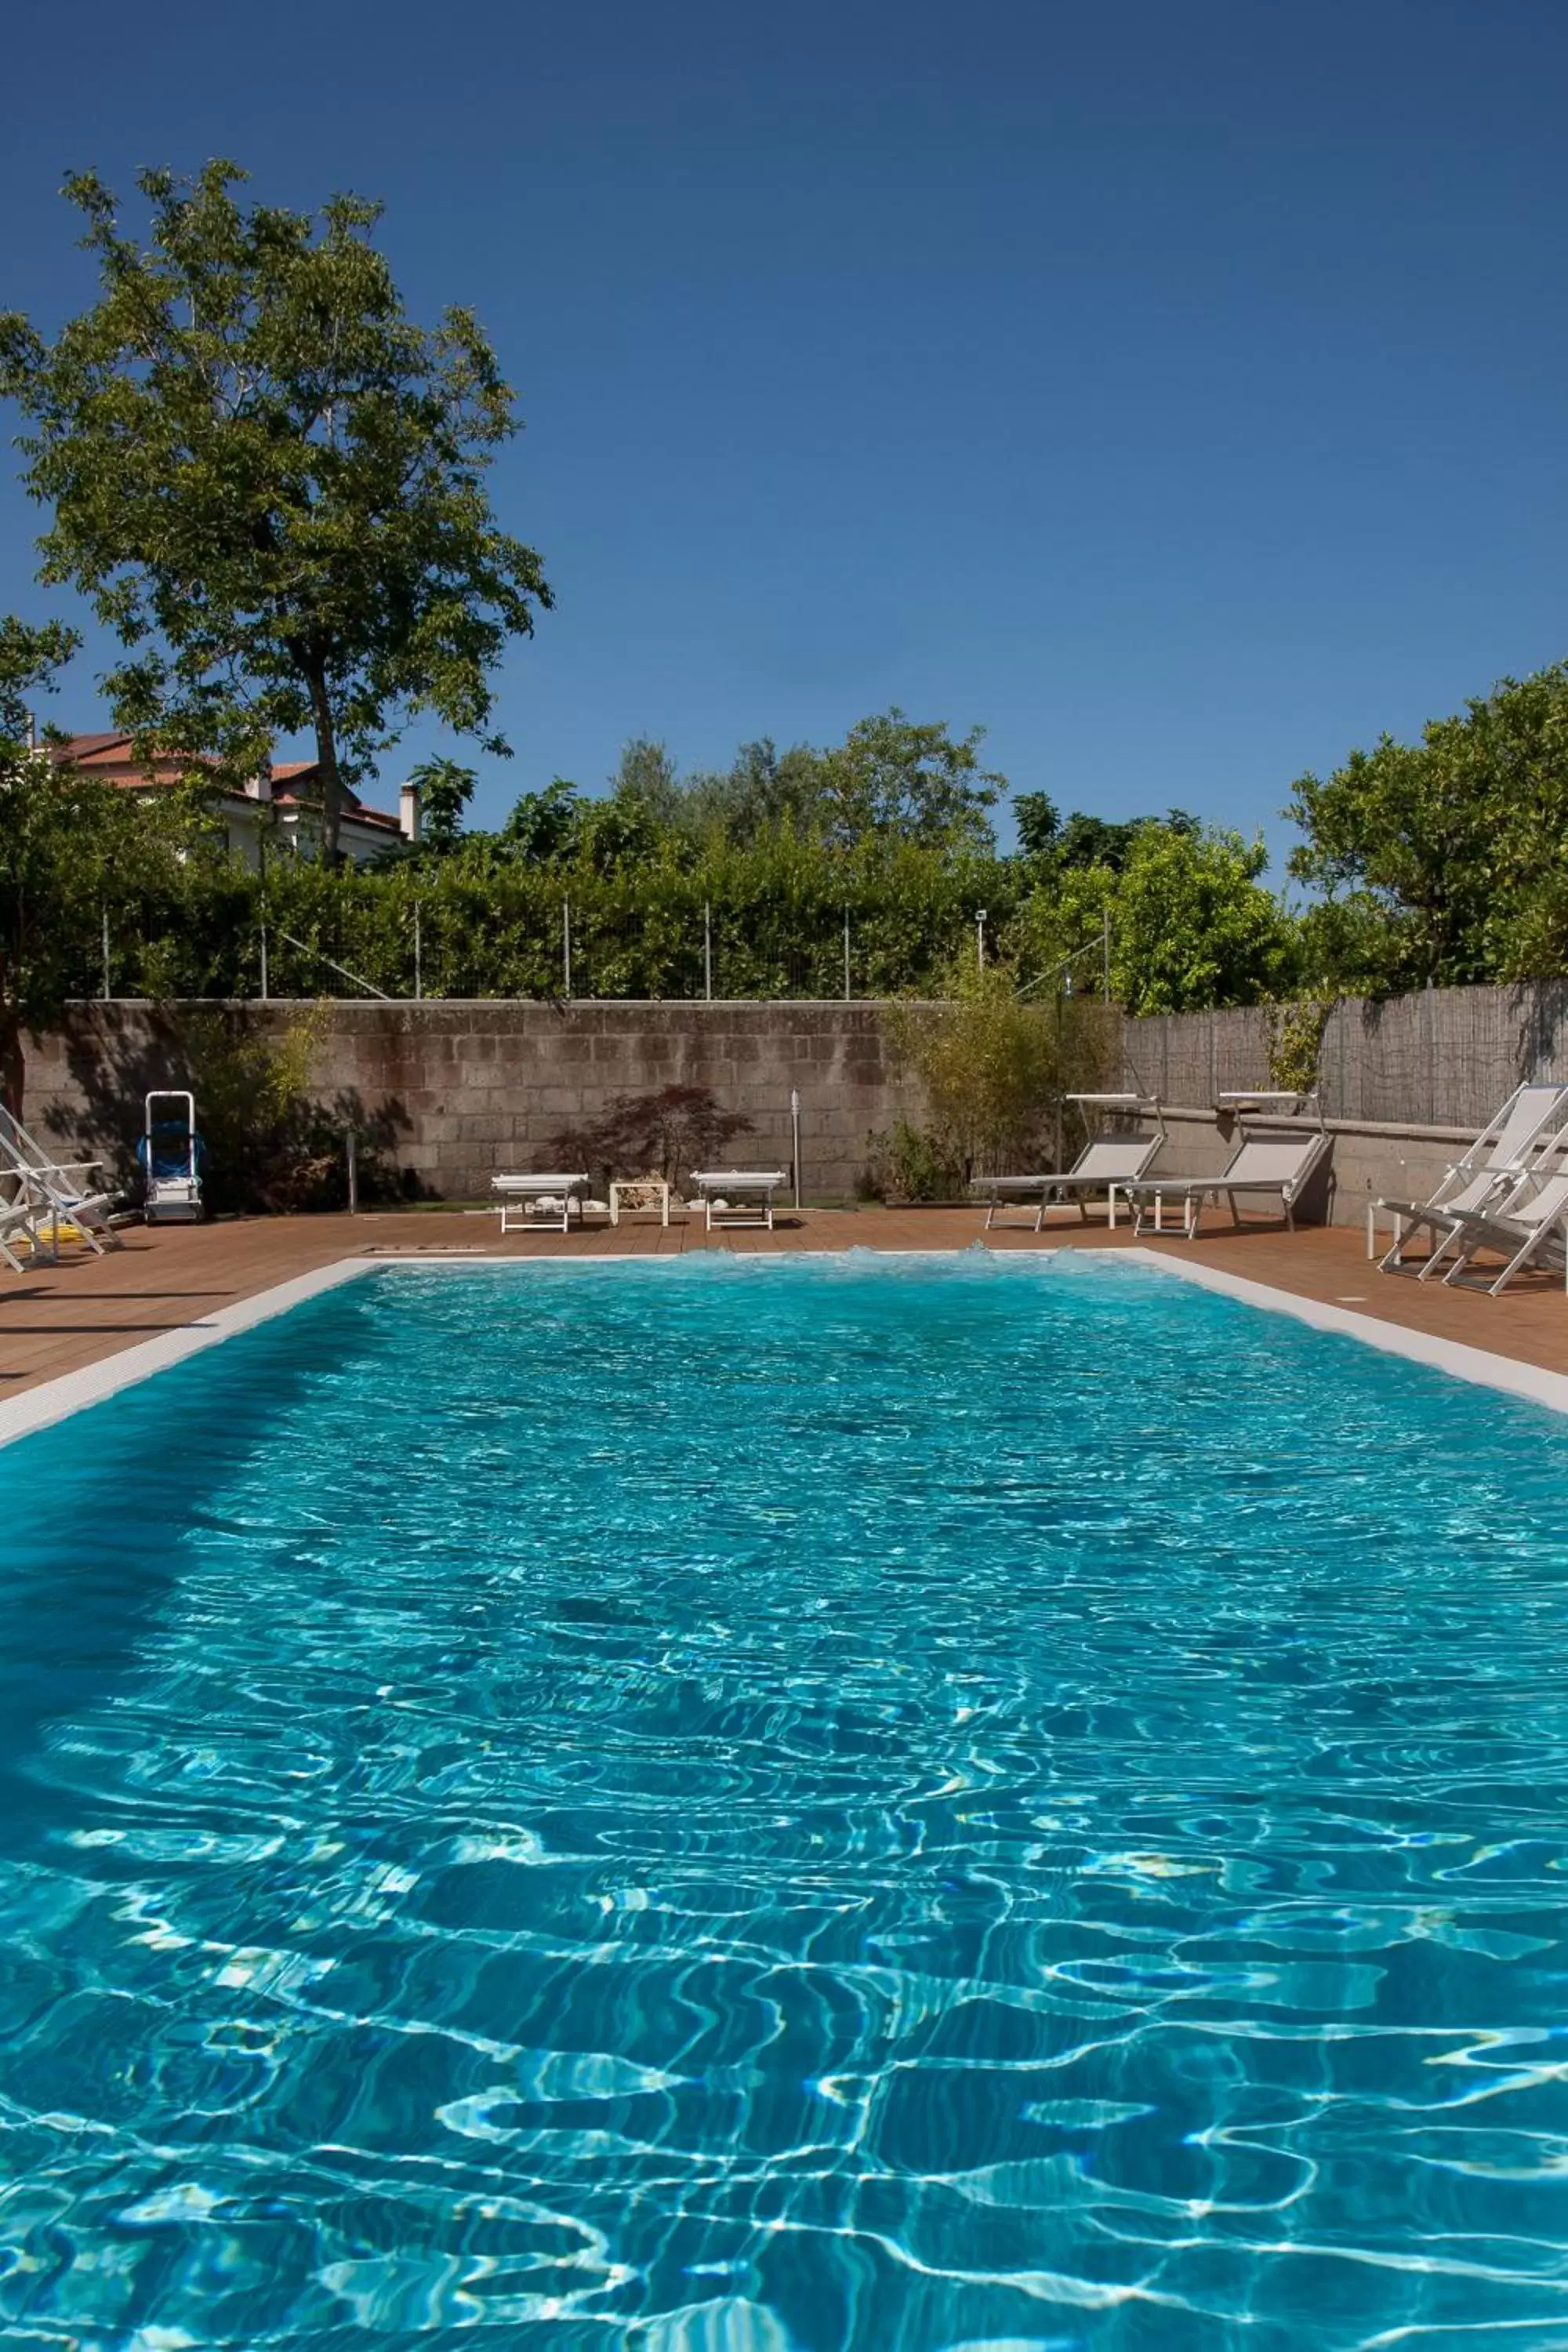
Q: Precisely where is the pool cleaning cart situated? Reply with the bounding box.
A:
[140,1091,205,1223]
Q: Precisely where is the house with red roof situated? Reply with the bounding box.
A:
[49,734,419,866]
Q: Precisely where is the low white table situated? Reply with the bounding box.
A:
[491,1172,591,1233]
[688,1169,789,1231]
[609,1178,671,1228]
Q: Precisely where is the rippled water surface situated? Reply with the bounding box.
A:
[5,1254,1568,2349]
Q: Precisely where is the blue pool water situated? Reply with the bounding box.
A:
[5,1254,1568,2350]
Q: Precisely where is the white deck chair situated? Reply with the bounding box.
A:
[1374,1080,1568,1276]
[973,1096,1166,1232]
[0,1187,41,1272]
[0,1105,120,1254]
[1121,1127,1332,1240]
[1429,1161,1568,1294]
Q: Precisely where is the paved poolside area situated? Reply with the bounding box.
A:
[2,1203,1565,1402]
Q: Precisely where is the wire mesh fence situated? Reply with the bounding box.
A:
[82,891,1037,1005]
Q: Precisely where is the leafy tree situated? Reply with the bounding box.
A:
[1285,666,1568,985]
[1007,820,1294,1013]
[503,777,583,863]
[1012,790,1062,858]
[609,738,682,825]
[0,613,191,1112]
[679,737,824,844]
[0,162,551,859]
[407,755,477,851]
[814,710,1005,850]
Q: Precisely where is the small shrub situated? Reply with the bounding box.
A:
[549,1083,751,1193]
[1265,993,1337,1098]
[865,1115,965,1201]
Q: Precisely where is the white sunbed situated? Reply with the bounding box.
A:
[491,1172,592,1233]
[0,1104,121,1255]
[1370,1080,1568,1277]
[1120,1120,1332,1241]
[688,1169,789,1231]
[973,1094,1165,1232]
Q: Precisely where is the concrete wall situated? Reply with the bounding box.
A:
[27,1000,920,1203]
[25,992,1504,1225]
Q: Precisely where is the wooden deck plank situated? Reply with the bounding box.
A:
[2,1204,1565,1400]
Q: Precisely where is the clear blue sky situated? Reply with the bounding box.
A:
[2,0,1565,868]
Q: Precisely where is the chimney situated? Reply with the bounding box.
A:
[399,780,422,842]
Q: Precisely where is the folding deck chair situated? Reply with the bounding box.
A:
[0,1104,121,1254]
[1371,1080,1568,1277]
[972,1094,1166,1232]
[1421,1140,1568,1294]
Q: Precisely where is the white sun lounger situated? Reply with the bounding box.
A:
[688,1170,789,1231]
[1371,1080,1568,1276]
[974,1094,1165,1232]
[1121,1124,1332,1240]
[491,1172,592,1233]
[0,1104,120,1254]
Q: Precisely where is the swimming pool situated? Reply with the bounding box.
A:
[3,1252,1568,2349]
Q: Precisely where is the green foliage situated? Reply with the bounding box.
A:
[880,958,1116,1184]
[0,614,195,1112]
[1005,820,1293,1012]
[407,756,477,851]
[864,1113,964,1203]
[548,1084,752,1192]
[1287,662,1568,988]
[0,161,550,856]
[1265,994,1337,1097]
[176,1005,353,1213]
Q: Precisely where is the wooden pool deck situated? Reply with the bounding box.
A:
[2,1203,1566,1403]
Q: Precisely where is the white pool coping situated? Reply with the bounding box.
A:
[2,1242,1567,1451]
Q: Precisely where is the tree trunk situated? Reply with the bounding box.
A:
[304,661,344,863]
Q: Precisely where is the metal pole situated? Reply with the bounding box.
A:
[562,898,572,1000]
[843,906,851,1002]
[704,901,713,1003]
[791,1088,801,1208]
[260,914,269,1001]
[345,1127,359,1215]
[976,909,987,971]
[413,902,423,1001]
[1102,906,1111,999]
[100,904,111,1001]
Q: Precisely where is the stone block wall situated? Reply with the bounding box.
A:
[26,1000,920,1203]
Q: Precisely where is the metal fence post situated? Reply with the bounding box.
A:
[843,906,851,1002]
[100,904,111,1001]
[562,898,572,1000]
[704,901,713,1003]
[260,913,269,1001]
[413,902,423,1001]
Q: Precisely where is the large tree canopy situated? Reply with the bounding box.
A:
[0,162,550,857]
[1287,662,1568,988]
